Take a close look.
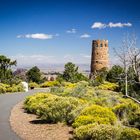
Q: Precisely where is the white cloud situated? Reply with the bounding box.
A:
[11,54,56,66]
[11,53,91,67]
[108,22,132,28]
[66,29,76,33]
[17,33,53,40]
[17,35,24,38]
[91,22,106,29]
[80,54,91,58]
[91,22,132,29]
[80,33,91,38]
[64,54,74,61]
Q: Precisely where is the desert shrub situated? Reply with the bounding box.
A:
[91,90,122,107]
[73,105,117,128]
[7,83,24,93]
[50,86,64,94]
[92,96,120,107]
[74,123,97,140]
[50,82,76,95]
[119,127,140,140]
[113,99,140,127]
[74,124,140,140]
[0,83,24,93]
[40,80,60,87]
[13,83,24,92]
[24,93,49,113]
[67,81,90,98]
[50,81,95,100]
[29,82,39,89]
[51,85,121,107]
[72,115,113,128]
[95,81,119,91]
[61,82,76,88]
[74,124,120,140]
[37,96,86,124]
[24,93,86,124]
[0,83,9,93]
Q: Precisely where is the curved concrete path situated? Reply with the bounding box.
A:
[0,89,48,140]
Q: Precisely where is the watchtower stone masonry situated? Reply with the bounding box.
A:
[90,40,109,75]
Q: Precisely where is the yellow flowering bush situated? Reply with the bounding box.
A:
[119,127,140,140]
[24,93,87,124]
[0,83,9,93]
[7,83,24,93]
[61,81,76,88]
[24,93,50,113]
[73,105,117,128]
[23,82,140,139]
[95,81,119,91]
[72,115,113,128]
[113,99,140,128]
[0,83,24,94]
[29,82,39,89]
[40,80,60,87]
[74,124,119,140]
[74,124,140,140]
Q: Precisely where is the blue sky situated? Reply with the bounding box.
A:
[0,0,140,67]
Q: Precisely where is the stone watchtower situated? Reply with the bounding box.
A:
[90,40,109,75]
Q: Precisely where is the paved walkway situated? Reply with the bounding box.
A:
[0,89,48,140]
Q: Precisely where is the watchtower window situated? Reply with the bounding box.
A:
[105,43,107,47]
[94,43,98,47]
[96,61,98,63]
[100,43,103,47]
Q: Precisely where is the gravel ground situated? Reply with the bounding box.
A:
[10,102,73,140]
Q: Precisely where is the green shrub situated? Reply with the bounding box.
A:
[50,81,95,101]
[24,93,49,113]
[0,83,8,93]
[40,80,60,87]
[73,105,117,128]
[72,115,113,128]
[0,83,24,94]
[119,127,140,140]
[24,93,86,124]
[29,82,39,89]
[74,124,120,140]
[50,86,64,94]
[67,83,90,98]
[61,82,76,88]
[91,90,122,107]
[113,99,140,127]
[13,83,24,92]
[95,81,119,91]
[37,96,86,124]
[74,124,140,140]
[64,81,95,100]
[74,124,97,140]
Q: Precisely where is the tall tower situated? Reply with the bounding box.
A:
[90,40,109,75]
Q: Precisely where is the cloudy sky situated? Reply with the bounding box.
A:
[0,0,140,67]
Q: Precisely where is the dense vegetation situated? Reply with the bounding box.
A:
[1,54,140,101]
[24,81,140,140]
[0,55,24,93]
[0,54,140,139]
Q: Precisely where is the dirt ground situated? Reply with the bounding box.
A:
[10,102,73,140]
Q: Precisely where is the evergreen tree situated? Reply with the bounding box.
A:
[26,66,41,83]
